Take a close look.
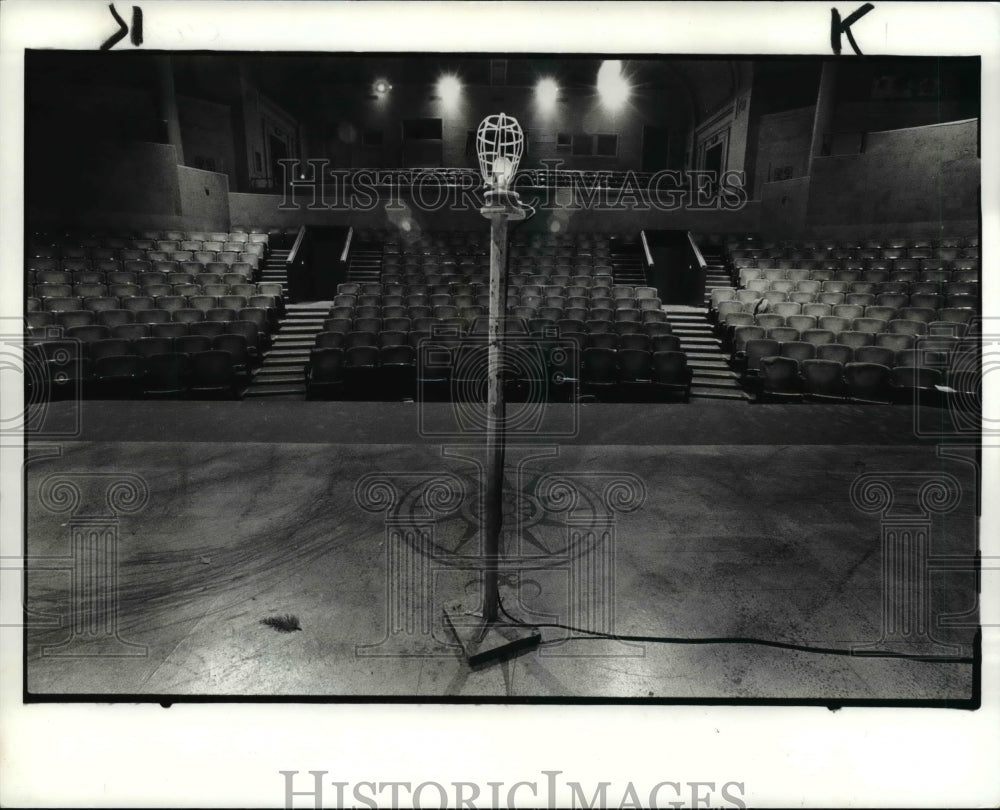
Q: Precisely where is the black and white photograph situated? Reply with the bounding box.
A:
[2,1,998,807]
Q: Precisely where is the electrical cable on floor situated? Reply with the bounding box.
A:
[496,599,975,665]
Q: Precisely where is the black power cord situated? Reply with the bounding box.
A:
[496,599,975,665]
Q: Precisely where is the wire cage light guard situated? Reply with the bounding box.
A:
[476,112,524,192]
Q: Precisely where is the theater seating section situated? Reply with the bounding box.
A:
[305,229,692,402]
[707,233,981,403]
[25,225,979,407]
[24,229,273,400]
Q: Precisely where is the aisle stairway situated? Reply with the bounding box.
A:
[698,243,734,308]
[609,235,648,286]
[241,302,329,399]
[346,237,384,285]
[260,247,290,296]
[663,305,748,401]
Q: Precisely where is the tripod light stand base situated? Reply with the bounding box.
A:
[443,601,541,668]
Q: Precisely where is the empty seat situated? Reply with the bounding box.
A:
[852,317,885,334]
[800,328,836,347]
[833,304,865,321]
[212,334,252,375]
[845,293,876,308]
[786,315,817,334]
[343,345,380,397]
[196,304,230,323]
[173,309,205,324]
[816,343,854,365]
[143,353,191,397]
[176,334,213,355]
[188,319,228,339]
[837,330,875,349]
[887,319,928,336]
[151,322,188,340]
[188,295,218,312]
[744,338,779,374]
[38,283,75,299]
[732,325,766,356]
[838,348,892,396]
[800,359,844,399]
[617,350,654,400]
[855,346,896,367]
[863,305,896,322]
[936,307,975,325]
[767,326,800,343]
[758,356,801,400]
[581,347,618,399]
[889,366,943,404]
[651,334,681,353]
[189,350,238,398]
[802,303,832,319]
[56,310,95,329]
[779,341,816,362]
[65,325,110,344]
[377,345,417,399]
[93,354,144,398]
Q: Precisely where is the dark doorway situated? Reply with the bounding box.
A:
[641,125,670,172]
[269,134,288,190]
[703,141,724,195]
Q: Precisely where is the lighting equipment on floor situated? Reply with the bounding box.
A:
[442,113,541,666]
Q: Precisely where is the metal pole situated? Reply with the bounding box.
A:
[482,212,509,623]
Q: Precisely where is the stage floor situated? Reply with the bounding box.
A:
[23,400,979,701]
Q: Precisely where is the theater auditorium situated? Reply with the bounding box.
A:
[21,52,981,700]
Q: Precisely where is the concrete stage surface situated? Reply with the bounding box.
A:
[23,400,979,701]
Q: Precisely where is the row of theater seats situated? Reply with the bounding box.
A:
[707,232,982,405]
[730,271,979,294]
[718,307,973,336]
[718,233,978,251]
[26,301,276,340]
[739,341,978,404]
[27,256,260,276]
[315,327,683,353]
[29,229,269,251]
[736,335,969,371]
[25,337,254,401]
[324,282,668,348]
[27,288,278,316]
[731,325,962,355]
[23,228,283,403]
[27,322,263,360]
[380,270,616,288]
[729,247,979,267]
[27,285,281,314]
[305,343,692,403]
[28,266,259,286]
[383,256,616,272]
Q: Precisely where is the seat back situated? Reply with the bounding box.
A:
[855,345,896,367]
[759,356,800,392]
[800,359,844,396]
[780,341,816,362]
[581,347,617,384]
[816,343,854,364]
[745,338,779,371]
[844,362,891,399]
